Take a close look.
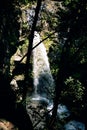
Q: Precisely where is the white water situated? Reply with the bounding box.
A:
[29,31,85,130]
[32,31,55,101]
[64,120,85,130]
[47,103,85,130]
[47,103,71,119]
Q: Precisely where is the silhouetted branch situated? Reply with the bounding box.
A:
[23,0,42,101]
[19,31,56,63]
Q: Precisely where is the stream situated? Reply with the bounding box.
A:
[26,31,85,130]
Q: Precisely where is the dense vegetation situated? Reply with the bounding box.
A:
[0,0,87,129]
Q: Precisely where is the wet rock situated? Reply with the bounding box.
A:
[64,120,85,130]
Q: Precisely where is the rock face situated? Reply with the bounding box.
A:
[0,119,18,130]
[26,98,48,130]
[0,73,33,130]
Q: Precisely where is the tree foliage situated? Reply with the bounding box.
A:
[0,0,21,76]
[49,0,87,127]
[0,0,87,129]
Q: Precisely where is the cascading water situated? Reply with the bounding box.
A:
[32,31,55,103]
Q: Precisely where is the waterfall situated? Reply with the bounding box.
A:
[32,31,55,102]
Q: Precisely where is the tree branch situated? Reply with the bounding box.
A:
[23,0,42,101]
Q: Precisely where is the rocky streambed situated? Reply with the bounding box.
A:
[26,95,85,130]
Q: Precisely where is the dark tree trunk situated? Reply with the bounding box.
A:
[23,0,42,101]
[48,37,72,128]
